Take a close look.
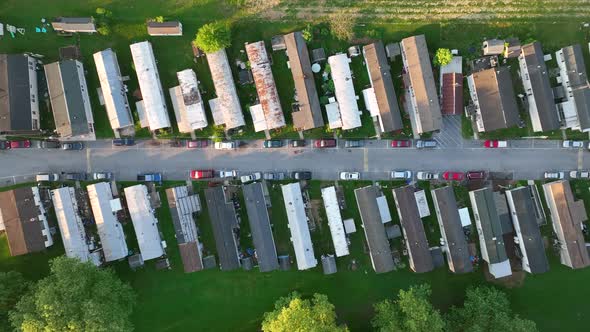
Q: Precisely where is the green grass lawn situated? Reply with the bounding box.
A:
[1,180,590,331]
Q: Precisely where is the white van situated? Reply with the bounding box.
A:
[36,173,59,182]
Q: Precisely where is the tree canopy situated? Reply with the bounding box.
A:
[261,292,347,332]
[9,256,136,332]
[194,21,232,54]
[372,284,445,332]
[0,271,29,330]
[446,286,537,332]
[434,48,453,66]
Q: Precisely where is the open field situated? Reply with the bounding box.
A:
[1,179,590,331]
[275,0,590,22]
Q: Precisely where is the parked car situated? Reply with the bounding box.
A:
[391,170,412,179]
[291,140,306,148]
[443,171,465,181]
[214,141,236,150]
[0,140,10,150]
[484,140,508,148]
[415,140,437,149]
[339,171,361,180]
[219,170,237,178]
[112,138,135,146]
[344,140,363,148]
[544,171,565,179]
[263,172,286,181]
[36,173,59,182]
[240,172,262,184]
[466,171,486,180]
[190,170,214,179]
[562,140,584,148]
[137,172,163,183]
[186,140,208,148]
[62,142,84,150]
[390,140,411,148]
[41,140,61,149]
[10,140,31,149]
[263,139,283,148]
[292,171,312,180]
[63,172,87,181]
[569,170,590,179]
[416,171,439,180]
[93,172,113,180]
[314,138,337,148]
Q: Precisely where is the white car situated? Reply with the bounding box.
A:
[544,171,565,179]
[562,140,584,148]
[339,171,360,180]
[569,170,590,179]
[214,141,236,150]
[219,170,237,178]
[36,173,59,182]
[416,171,439,180]
[240,172,261,184]
[391,170,412,179]
[93,172,113,180]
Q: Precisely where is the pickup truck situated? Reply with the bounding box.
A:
[137,173,163,183]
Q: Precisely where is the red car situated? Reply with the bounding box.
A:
[443,171,465,181]
[467,171,485,180]
[190,169,214,179]
[314,138,337,148]
[9,140,31,149]
[187,140,208,148]
[484,140,507,148]
[391,140,411,148]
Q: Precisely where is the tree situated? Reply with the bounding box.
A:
[434,48,453,66]
[9,256,136,332]
[327,10,356,41]
[302,24,313,42]
[446,286,537,332]
[194,21,232,54]
[0,271,29,329]
[372,284,445,332]
[95,7,112,18]
[154,16,164,23]
[97,24,111,36]
[261,292,347,332]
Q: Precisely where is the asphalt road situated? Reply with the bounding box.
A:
[0,139,586,185]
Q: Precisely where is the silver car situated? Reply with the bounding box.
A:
[391,170,412,179]
[544,171,565,179]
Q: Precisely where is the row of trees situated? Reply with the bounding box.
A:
[1,257,136,331]
[261,285,537,332]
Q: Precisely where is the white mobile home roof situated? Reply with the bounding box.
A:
[130,41,171,130]
[321,186,349,257]
[52,187,93,264]
[206,49,245,129]
[281,182,317,270]
[328,54,361,130]
[169,69,208,132]
[93,49,133,130]
[246,41,286,130]
[325,102,342,129]
[124,184,164,261]
[249,104,267,132]
[87,182,128,262]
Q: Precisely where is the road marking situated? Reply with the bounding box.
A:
[578,149,584,170]
[86,149,92,173]
[363,148,369,172]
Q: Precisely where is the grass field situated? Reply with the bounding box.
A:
[1,179,590,331]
